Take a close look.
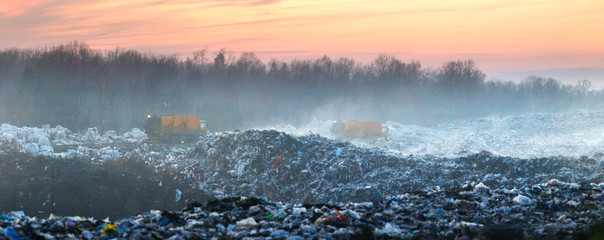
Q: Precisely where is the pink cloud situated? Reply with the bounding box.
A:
[0,0,51,17]
[0,0,602,76]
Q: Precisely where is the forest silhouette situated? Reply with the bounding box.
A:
[0,42,600,132]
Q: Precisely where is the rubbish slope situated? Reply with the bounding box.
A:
[1,114,604,238]
[179,130,603,205]
[270,111,604,159]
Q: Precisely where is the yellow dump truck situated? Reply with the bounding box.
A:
[144,115,208,142]
[331,121,388,139]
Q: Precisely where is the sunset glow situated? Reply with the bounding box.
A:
[1,0,603,76]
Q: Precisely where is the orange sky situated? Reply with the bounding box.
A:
[1,0,604,79]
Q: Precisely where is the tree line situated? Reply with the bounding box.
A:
[0,41,602,132]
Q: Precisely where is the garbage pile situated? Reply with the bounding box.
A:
[377,110,604,158]
[0,123,200,166]
[0,123,150,160]
[177,130,603,205]
[1,125,604,238]
[2,188,603,239]
[271,111,604,159]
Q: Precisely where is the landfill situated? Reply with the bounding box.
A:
[175,130,603,204]
[0,123,151,160]
[271,111,604,159]
[1,111,604,239]
[1,188,603,239]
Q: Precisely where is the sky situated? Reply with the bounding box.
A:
[1,0,604,85]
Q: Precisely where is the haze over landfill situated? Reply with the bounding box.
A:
[1,0,604,239]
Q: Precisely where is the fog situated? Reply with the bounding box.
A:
[1,42,603,133]
[3,42,604,238]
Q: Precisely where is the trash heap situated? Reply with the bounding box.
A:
[377,110,604,159]
[1,128,604,238]
[178,130,603,205]
[2,189,603,239]
[0,123,149,160]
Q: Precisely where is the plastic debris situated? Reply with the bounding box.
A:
[0,158,602,239]
[101,224,117,235]
[270,156,286,169]
[175,189,182,202]
[375,223,402,236]
[513,194,531,205]
[0,113,603,239]
[333,208,348,222]
[6,211,25,218]
[236,217,258,226]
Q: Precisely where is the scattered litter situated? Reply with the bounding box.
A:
[175,189,182,202]
[1,113,604,239]
[270,156,286,169]
[513,194,531,205]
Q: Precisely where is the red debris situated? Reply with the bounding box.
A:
[333,208,348,222]
[271,157,286,169]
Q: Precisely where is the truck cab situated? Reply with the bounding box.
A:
[331,120,388,139]
[144,115,208,142]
